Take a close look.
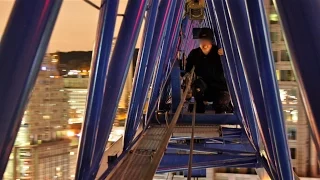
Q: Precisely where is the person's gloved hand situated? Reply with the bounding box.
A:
[218,48,224,56]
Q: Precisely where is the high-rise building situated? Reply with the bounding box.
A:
[265,0,319,177]
[4,55,71,180]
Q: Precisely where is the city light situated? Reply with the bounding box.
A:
[67,131,75,137]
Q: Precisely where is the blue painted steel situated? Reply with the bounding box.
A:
[98,131,144,179]
[170,61,182,111]
[75,1,119,178]
[225,0,291,179]
[130,0,174,129]
[123,0,159,150]
[167,143,255,154]
[210,0,259,150]
[156,113,240,124]
[183,169,206,178]
[246,1,294,179]
[214,2,277,177]
[157,154,258,173]
[147,0,181,115]
[0,0,62,175]
[227,1,284,177]
[273,0,320,161]
[88,0,148,178]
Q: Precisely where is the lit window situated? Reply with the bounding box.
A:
[43,115,51,120]
[279,88,298,104]
[41,67,47,71]
[270,13,279,24]
[70,152,75,155]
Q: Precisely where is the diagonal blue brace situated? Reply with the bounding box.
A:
[132,0,174,129]
[209,0,259,149]
[157,154,259,173]
[167,143,255,154]
[273,0,320,162]
[225,0,293,179]
[75,1,119,178]
[246,0,294,179]
[87,0,149,178]
[148,0,183,116]
[156,113,240,125]
[0,0,62,175]
[123,0,159,150]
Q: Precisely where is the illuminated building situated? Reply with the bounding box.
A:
[4,55,71,180]
[266,0,319,177]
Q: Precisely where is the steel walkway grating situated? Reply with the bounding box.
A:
[107,125,218,180]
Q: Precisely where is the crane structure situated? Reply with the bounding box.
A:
[0,0,319,179]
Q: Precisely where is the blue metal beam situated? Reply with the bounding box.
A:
[170,61,182,111]
[148,0,183,115]
[132,0,174,130]
[156,113,240,125]
[226,0,292,179]
[212,1,277,178]
[87,0,149,178]
[123,0,159,151]
[245,1,294,179]
[75,1,119,178]
[157,154,258,173]
[273,0,320,162]
[167,143,255,154]
[0,0,62,175]
[209,0,259,149]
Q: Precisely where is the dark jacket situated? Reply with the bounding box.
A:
[186,46,228,91]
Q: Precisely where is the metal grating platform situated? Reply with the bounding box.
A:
[106,125,218,180]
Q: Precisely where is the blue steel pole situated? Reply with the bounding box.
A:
[273,0,320,161]
[212,0,277,178]
[130,0,174,132]
[209,0,258,150]
[123,0,159,150]
[246,1,294,179]
[148,0,183,115]
[225,0,288,179]
[88,0,148,178]
[0,0,62,176]
[75,1,119,178]
[207,0,248,134]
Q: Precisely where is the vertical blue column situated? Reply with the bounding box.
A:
[209,0,258,149]
[88,0,148,178]
[75,1,119,179]
[211,0,275,177]
[130,0,174,131]
[274,0,320,161]
[123,0,159,150]
[246,0,294,179]
[225,0,292,179]
[0,0,62,175]
[148,0,183,115]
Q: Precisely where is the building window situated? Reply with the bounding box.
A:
[287,127,297,140]
[283,108,298,122]
[270,32,278,43]
[279,88,298,104]
[273,51,278,62]
[270,13,279,24]
[280,70,295,81]
[281,50,290,61]
[290,148,296,159]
